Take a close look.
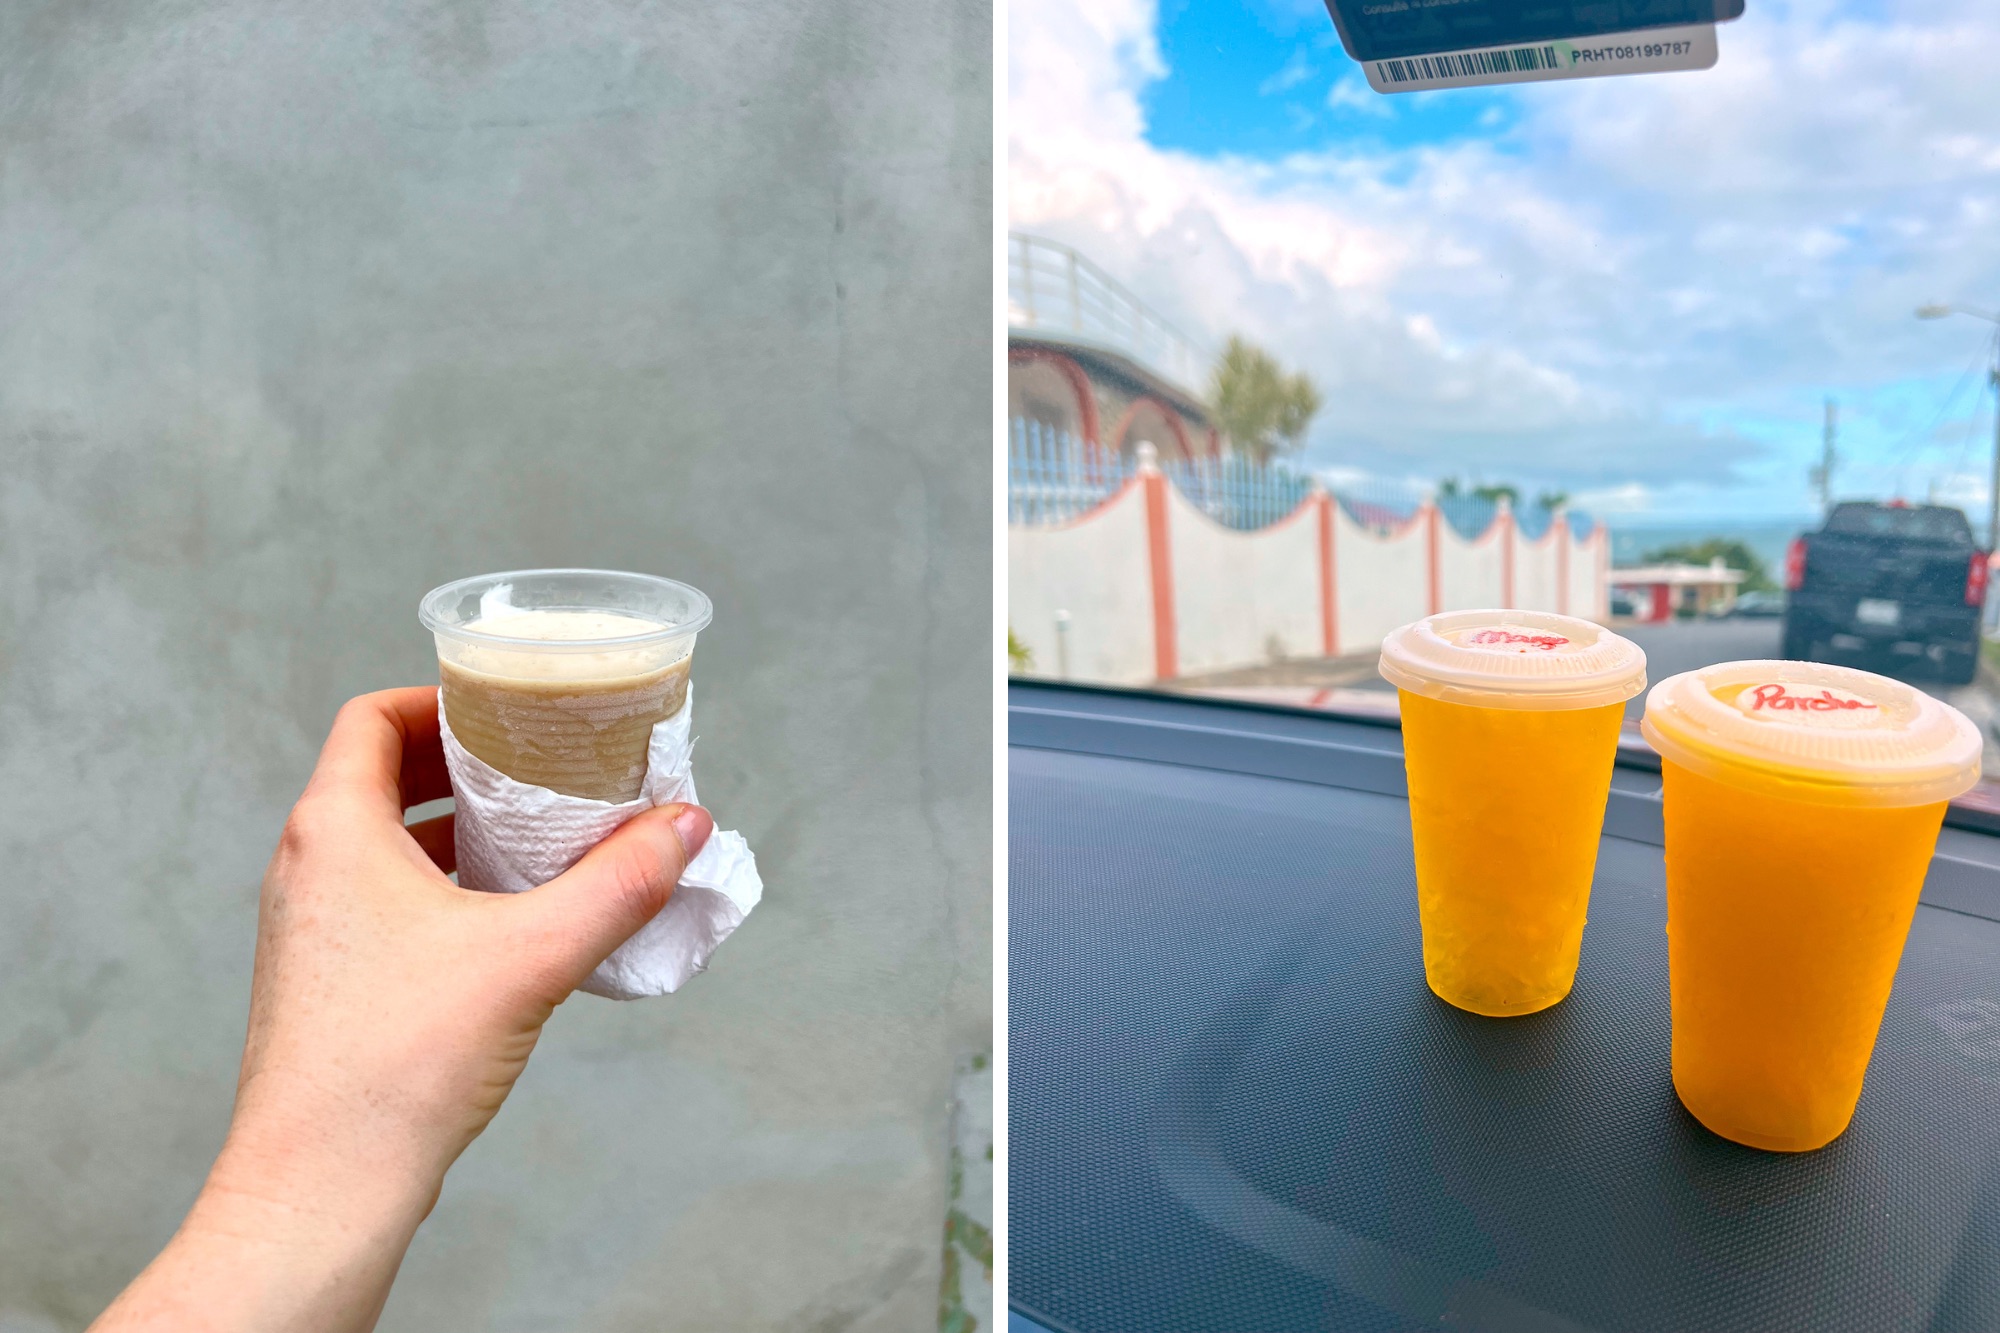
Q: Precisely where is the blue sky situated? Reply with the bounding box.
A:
[1010,0,2000,523]
[1145,0,1520,159]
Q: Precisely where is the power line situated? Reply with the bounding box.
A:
[1943,368,1995,505]
[1888,329,1998,494]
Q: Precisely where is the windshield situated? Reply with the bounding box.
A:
[1824,503,1974,544]
[1007,0,2000,777]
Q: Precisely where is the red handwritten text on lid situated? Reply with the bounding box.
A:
[1746,684,1879,713]
[1464,628,1569,651]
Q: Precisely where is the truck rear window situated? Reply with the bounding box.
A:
[1823,504,1973,543]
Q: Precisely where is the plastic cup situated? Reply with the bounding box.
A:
[1642,661,1980,1152]
[419,569,713,803]
[1379,610,1647,1016]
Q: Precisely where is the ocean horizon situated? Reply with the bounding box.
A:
[1606,502,1992,575]
[1605,517,1815,578]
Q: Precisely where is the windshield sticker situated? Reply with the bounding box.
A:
[1362,24,1717,92]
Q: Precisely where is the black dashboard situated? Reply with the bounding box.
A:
[1009,681,2000,1333]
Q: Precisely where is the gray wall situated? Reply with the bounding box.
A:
[0,2,990,1328]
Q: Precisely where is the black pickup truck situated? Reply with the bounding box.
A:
[1781,500,1988,684]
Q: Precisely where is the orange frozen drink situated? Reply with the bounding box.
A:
[1643,661,1981,1152]
[1380,611,1647,1016]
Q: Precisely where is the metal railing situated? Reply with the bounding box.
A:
[1437,495,1589,541]
[1007,420,1592,539]
[1007,421,1136,527]
[1438,494,1500,541]
[1007,233,1209,395]
[1008,422,1309,532]
[1336,486,1426,533]
[1162,453,1314,531]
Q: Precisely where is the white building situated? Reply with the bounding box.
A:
[1610,557,1746,621]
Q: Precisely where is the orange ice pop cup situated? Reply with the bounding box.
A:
[1381,610,1647,1017]
[1643,660,1981,1151]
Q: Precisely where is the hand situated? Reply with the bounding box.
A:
[92,687,711,1333]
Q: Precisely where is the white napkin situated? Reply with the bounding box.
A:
[437,686,762,999]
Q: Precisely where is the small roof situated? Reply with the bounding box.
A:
[1610,558,1747,587]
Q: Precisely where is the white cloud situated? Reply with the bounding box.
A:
[1260,48,1316,96]
[1009,0,2000,515]
[1325,74,1389,116]
[1570,482,1655,514]
[1926,471,1989,510]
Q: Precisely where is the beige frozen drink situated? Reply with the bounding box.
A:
[420,570,712,802]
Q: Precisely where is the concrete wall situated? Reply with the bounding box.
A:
[1008,480,1155,685]
[1517,525,1561,615]
[1335,506,1433,658]
[1438,518,1505,619]
[1570,526,1608,619]
[0,2,990,1330]
[1171,488,1319,676]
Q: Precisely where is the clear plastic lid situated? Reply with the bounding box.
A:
[419,569,711,680]
[1377,609,1648,711]
[1641,659,1982,807]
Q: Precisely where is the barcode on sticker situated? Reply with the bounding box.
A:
[1376,46,1560,83]
[1361,24,1717,92]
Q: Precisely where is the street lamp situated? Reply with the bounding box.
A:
[1916,302,2000,552]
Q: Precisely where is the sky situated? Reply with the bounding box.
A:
[1008,0,2000,522]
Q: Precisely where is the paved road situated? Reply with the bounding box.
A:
[1618,617,2000,768]
[1173,617,2000,766]
[1617,615,1986,707]
[1176,620,1799,715]
[1613,618,1781,713]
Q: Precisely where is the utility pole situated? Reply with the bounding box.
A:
[1809,397,1837,515]
[1990,357,2000,550]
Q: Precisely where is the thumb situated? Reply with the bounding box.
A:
[524,803,713,987]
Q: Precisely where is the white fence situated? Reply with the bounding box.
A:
[1010,448,1609,685]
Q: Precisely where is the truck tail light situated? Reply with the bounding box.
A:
[1968,552,1990,608]
[1783,538,1806,592]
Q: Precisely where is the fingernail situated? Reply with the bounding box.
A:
[668,804,714,861]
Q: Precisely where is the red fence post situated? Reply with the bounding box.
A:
[1499,499,1516,610]
[1317,488,1339,657]
[1138,444,1178,681]
[1555,507,1569,616]
[1425,502,1442,617]
[1597,523,1609,620]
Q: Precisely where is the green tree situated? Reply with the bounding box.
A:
[1535,489,1570,511]
[1642,538,1775,593]
[1210,335,1322,465]
[1436,477,1524,507]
